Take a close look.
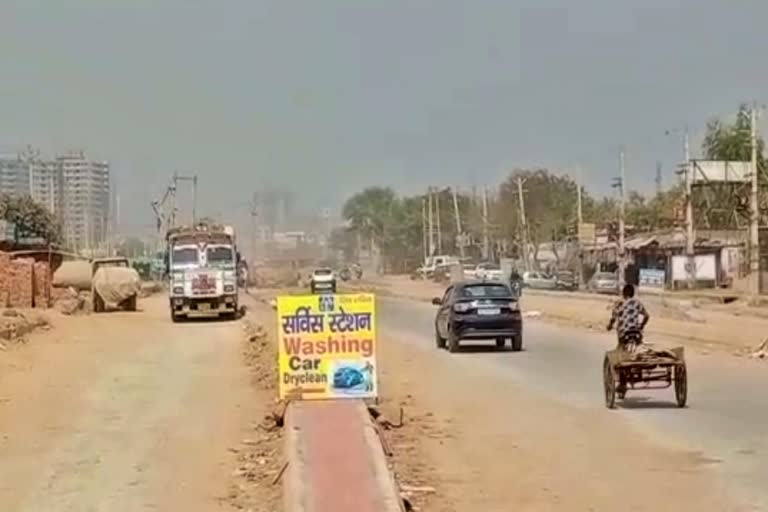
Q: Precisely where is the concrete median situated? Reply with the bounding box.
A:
[283,399,403,512]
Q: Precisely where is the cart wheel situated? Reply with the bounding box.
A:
[675,364,688,408]
[603,357,617,409]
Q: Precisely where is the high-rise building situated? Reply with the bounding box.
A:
[56,152,110,250]
[29,159,64,215]
[0,155,31,198]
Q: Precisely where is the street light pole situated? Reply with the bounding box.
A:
[749,104,761,299]
[618,149,626,290]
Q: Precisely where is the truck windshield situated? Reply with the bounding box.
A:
[172,247,199,266]
[207,246,234,268]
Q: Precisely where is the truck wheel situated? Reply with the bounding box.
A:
[171,310,181,323]
[127,295,137,312]
[93,293,104,313]
[447,327,460,353]
[511,335,523,352]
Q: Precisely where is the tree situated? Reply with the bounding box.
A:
[0,194,61,243]
[497,169,580,262]
[117,237,147,258]
[698,103,766,228]
[702,103,765,171]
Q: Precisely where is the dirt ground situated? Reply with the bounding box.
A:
[361,275,768,355]
[377,329,749,512]
[0,295,280,512]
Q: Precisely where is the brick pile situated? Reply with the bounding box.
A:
[34,261,51,309]
[0,252,54,309]
[0,252,10,306]
[7,258,34,309]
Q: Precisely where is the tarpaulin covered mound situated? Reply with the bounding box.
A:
[52,261,92,290]
[93,267,140,308]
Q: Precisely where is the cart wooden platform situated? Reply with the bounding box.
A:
[602,345,687,409]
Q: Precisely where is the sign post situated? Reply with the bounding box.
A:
[277,293,377,400]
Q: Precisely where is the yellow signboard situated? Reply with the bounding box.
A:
[277,293,377,400]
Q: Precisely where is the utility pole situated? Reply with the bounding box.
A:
[482,187,490,261]
[655,161,663,196]
[422,197,428,262]
[683,127,695,289]
[618,149,626,289]
[749,104,761,299]
[517,177,529,271]
[452,187,465,258]
[576,167,583,224]
[427,187,435,257]
[435,188,443,254]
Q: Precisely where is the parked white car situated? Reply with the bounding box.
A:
[522,271,557,290]
[475,262,504,281]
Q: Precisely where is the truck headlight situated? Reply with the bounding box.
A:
[173,286,184,295]
[224,284,235,293]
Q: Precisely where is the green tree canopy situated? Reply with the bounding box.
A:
[0,194,62,243]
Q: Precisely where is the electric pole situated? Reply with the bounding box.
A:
[435,188,443,254]
[452,187,465,258]
[576,166,583,224]
[615,149,626,289]
[427,187,435,257]
[683,127,695,288]
[422,197,428,262]
[517,177,529,271]
[749,104,761,299]
[482,187,490,261]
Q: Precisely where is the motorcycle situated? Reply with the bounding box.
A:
[339,267,352,281]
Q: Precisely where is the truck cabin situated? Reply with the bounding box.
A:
[168,234,236,271]
[92,257,130,275]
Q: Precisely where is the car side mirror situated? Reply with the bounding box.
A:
[431,297,442,306]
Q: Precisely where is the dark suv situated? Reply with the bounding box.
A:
[432,281,523,353]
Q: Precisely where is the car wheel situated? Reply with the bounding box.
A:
[511,335,523,352]
[447,327,460,353]
[435,328,446,349]
[495,337,506,350]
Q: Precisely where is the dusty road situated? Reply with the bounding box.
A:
[378,295,768,511]
[0,296,261,512]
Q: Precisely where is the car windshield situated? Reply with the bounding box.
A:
[206,246,234,268]
[459,284,511,298]
[595,273,615,280]
[479,263,500,270]
[172,247,199,266]
[315,269,333,276]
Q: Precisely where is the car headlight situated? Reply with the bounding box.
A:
[508,301,520,311]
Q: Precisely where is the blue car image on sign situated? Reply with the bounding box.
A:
[331,360,375,395]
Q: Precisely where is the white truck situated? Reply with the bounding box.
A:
[166,223,240,322]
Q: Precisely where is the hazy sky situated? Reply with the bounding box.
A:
[2,1,768,233]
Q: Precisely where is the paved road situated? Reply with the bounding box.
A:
[379,296,768,510]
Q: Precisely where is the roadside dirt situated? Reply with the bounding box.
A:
[361,275,768,356]
[0,295,276,512]
[224,295,284,512]
[378,330,748,511]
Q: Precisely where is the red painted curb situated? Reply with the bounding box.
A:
[283,400,402,512]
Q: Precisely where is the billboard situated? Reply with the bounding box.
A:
[638,268,665,289]
[578,223,596,245]
[690,161,751,184]
[277,293,377,400]
[670,254,717,282]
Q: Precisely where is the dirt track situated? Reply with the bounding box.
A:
[0,295,275,512]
